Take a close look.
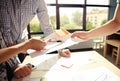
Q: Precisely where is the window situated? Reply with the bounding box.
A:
[29,0,110,37]
[59,8,83,30]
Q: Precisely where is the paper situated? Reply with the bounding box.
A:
[28,54,59,78]
[28,28,83,57]
[45,37,81,53]
[51,53,97,70]
[44,66,120,81]
[72,66,120,81]
[43,27,70,41]
[23,75,40,81]
[27,42,61,57]
[28,37,83,57]
[30,70,48,78]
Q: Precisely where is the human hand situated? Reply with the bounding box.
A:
[27,38,47,51]
[14,64,32,78]
[59,49,71,57]
[71,31,90,41]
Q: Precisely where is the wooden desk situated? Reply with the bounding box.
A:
[12,51,120,81]
[103,40,120,65]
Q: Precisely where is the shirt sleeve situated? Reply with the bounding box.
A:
[36,0,54,36]
[117,0,120,4]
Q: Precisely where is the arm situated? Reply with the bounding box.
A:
[37,0,54,36]
[71,4,120,40]
[0,38,47,63]
[88,4,120,38]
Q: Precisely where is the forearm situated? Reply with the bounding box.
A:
[88,20,120,39]
[0,40,29,63]
[88,4,120,39]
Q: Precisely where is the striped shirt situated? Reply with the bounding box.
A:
[0,0,53,46]
[0,0,53,81]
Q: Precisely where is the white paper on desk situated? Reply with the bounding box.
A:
[23,75,40,81]
[73,66,120,81]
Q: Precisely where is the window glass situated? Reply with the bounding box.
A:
[30,15,41,32]
[59,8,83,30]
[47,6,56,30]
[31,34,45,38]
[29,0,110,38]
[86,7,109,30]
[58,0,84,4]
[30,6,56,32]
[87,0,109,5]
[44,0,56,4]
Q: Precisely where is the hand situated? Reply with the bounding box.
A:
[71,31,90,41]
[28,38,47,51]
[59,49,71,57]
[14,64,32,78]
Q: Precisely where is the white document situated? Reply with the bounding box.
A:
[28,37,83,57]
[27,28,84,57]
[73,66,120,81]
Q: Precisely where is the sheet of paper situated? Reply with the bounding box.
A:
[27,42,61,57]
[28,37,83,57]
[23,75,40,81]
[43,27,71,41]
[39,65,120,81]
[28,27,84,57]
[45,37,81,53]
[28,54,59,79]
[30,70,48,78]
[51,53,97,70]
[72,66,120,81]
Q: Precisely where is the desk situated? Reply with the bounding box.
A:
[103,40,120,65]
[12,51,120,81]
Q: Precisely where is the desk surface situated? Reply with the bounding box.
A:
[12,51,120,81]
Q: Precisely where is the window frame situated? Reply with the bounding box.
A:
[28,0,116,38]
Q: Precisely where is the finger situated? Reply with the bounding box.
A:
[45,39,51,43]
[71,33,78,38]
[20,67,31,77]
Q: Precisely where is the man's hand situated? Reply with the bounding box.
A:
[59,49,71,57]
[14,64,32,78]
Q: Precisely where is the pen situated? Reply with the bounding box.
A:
[26,63,37,70]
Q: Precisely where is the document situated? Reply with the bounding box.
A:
[28,37,83,57]
[72,66,120,81]
[44,66,120,81]
[28,28,84,57]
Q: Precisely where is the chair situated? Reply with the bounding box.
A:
[112,47,120,65]
[93,36,106,49]
[104,40,120,65]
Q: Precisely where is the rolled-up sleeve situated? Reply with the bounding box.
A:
[36,0,54,36]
